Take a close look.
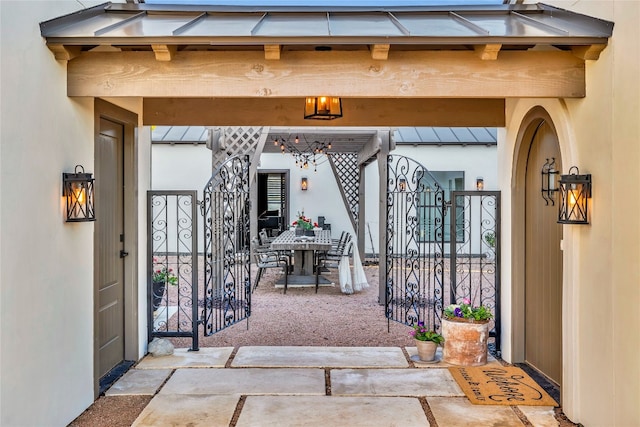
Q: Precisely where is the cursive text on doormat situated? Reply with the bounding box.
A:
[448,366,558,406]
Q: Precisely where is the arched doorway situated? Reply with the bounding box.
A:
[514,107,563,389]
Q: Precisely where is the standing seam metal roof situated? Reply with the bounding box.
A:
[40,2,613,49]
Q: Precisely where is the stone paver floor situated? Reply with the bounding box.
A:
[109,346,559,427]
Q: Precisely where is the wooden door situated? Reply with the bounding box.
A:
[95,117,125,379]
[524,120,563,386]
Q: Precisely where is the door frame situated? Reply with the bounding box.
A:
[511,106,563,364]
[93,99,139,397]
[257,169,290,231]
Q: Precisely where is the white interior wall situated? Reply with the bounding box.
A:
[151,144,497,257]
[258,153,356,240]
[0,2,107,425]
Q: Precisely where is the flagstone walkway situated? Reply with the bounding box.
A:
[106,346,559,427]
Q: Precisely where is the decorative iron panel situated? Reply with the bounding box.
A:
[147,191,199,351]
[202,155,251,336]
[450,191,501,352]
[385,155,446,332]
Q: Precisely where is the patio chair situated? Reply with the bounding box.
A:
[326,232,352,261]
[253,250,289,293]
[315,239,354,294]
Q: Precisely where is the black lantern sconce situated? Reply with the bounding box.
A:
[301,177,308,191]
[304,96,343,120]
[558,166,592,225]
[398,177,407,192]
[62,165,95,222]
[476,177,484,191]
[541,157,559,205]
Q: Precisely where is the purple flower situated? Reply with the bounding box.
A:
[417,321,424,327]
[454,307,463,317]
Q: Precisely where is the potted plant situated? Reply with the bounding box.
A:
[442,298,494,366]
[292,210,318,236]
[152,260,178,311]
[409,321,444,362]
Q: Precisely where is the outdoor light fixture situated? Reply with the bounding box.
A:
[276,135,332,172]
[62,165,95,222]
[301,177,308,191]
[558,166,592,225]
[304,96,343,120]
[398,177,407,192]
[476,177,484,191]
[541,157,559,205]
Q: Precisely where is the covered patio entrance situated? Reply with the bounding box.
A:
[39,0,612,401]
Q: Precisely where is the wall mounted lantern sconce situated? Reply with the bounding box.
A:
[301,177,308,191]
[476,177,484,191]
[304,96,343,120]
[558,166,592,225]
[62,165,95,222]
[398,177,407,192]
[541,157,559,205]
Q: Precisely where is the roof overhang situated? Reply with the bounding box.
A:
[39,2,613,126]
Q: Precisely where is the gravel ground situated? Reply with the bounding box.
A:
[69,265,577,426]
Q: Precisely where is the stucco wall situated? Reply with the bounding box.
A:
[0,2,107,425]
[503,2,640,425]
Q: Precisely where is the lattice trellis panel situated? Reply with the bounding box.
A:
[211,127,267,178]
[328,153,360,230]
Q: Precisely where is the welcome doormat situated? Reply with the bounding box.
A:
[448,366,558,406]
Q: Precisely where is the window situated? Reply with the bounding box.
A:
[418,171,464,243]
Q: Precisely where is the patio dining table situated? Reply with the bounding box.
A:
[270,229,333,285]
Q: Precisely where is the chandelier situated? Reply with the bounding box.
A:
[273,135,332,171]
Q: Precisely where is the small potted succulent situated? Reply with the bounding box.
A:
[409,321,444,362]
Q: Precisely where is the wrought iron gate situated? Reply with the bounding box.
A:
[385,155,446,331]
[147,155,251,349]
[450,191,501,352]
[147,191,199,350]
[201,155,251,336]
[385,156,501,352]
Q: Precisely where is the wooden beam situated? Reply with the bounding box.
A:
[474,44,502,60]
[69,50,585,98]
[47,44,81,61]
[357,134,381,165]
[142,98,506,127]
[370,44,390,60]
[571,44,607,61]
[151,44,177,61]
[264,45,281,60]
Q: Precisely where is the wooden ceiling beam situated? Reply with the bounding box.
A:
[142,97,506,127]
[474,44,502,60]
[151,44,177,61]
[370,44,390,60]
[68,50,585,98]
[571,44,607,60]
[47,44,82,61]
[264,44,281,60]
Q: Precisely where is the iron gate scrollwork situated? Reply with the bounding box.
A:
[385,155,446,332]
[450,191,501,352]
[147,191,199,351]
[202,155,251,336]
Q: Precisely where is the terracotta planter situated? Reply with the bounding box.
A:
[441,317,490,366]
[415,339,438,362]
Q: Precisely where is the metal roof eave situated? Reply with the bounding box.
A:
[40,2,613,49]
